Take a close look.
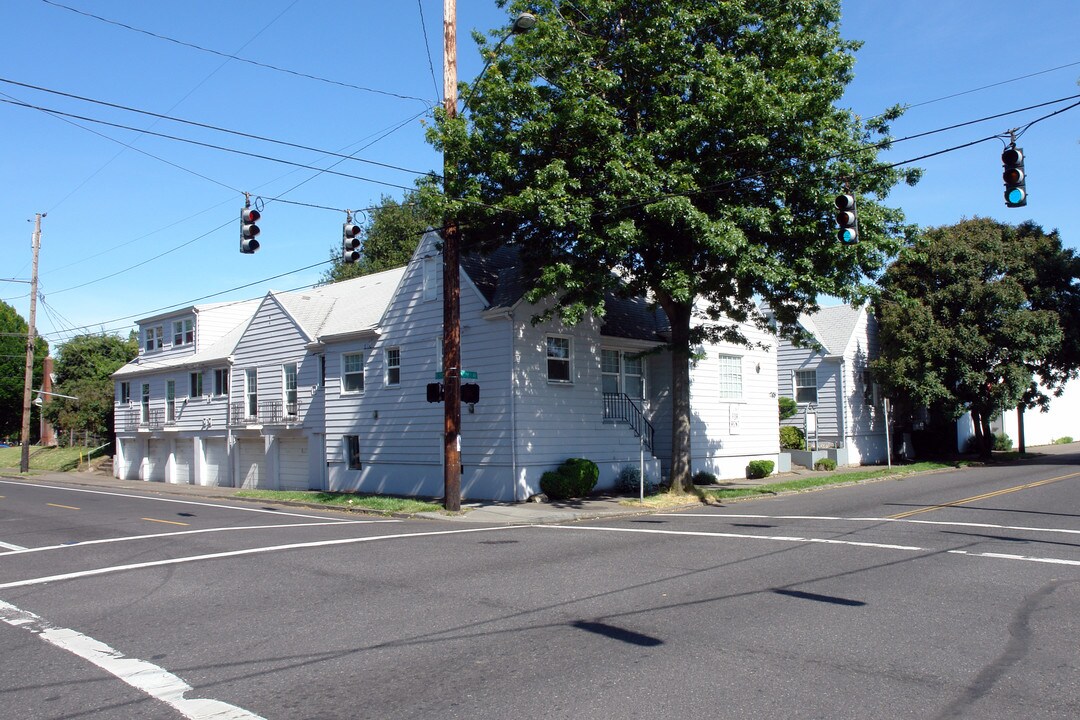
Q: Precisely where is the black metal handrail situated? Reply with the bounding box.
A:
[602,393,655,452]
[141,408,165,430]
[230,401,253,427]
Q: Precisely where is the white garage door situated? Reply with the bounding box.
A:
[238,439,265,489]
[203,438,227,487]
[173,439,194,484]
[117,438,142,481]
[147,439,168,482]
[278,438,310,491]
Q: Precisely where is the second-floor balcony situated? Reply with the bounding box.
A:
[230,400,299,427]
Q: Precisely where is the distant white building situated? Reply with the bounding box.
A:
[957,379,1080,450]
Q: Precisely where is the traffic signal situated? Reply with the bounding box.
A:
[834,194,858,244]
[1002,146,1027,208]
[461,383,480,405]
[426,383,443,403]
[342,221,361,263]
[240,207,261,254]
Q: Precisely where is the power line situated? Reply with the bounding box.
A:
[416,0,442,103]
[39,0,431,105]
[0,78,438,179]
[0,97,423,194]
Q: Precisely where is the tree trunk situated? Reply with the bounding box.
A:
[979,414,994,459]
[660,298,694,494]
[1017,405,1026,454]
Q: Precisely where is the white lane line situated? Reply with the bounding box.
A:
[0,599,264,720]
[544,524,923,551]
[545,524,1080,568]
[662,513,1080,537]
[0,540,28,551]
[0,479,354,521]
[0,520,383,557]
[0,525,530,590]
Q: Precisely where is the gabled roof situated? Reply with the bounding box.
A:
[272,265,407,343]
[461,244,669,343]
[800,305,864,356]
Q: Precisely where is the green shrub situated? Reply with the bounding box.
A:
[814,458,837,471]
[779,425,805,450]
[746,460,774,479]
[993,432,1012,451]
[692,470,717,485]
[616,465,660,495]
[1054,436,1074,445]
[540,458,599,499]
[778,397,798,421]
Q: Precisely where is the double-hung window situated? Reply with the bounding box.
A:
[342,353,364,393]
[795,369,818,404]
[385,348,400,387]
[344,435,361,470]
[140,384,150,423]
[173,319,194,347]
[166,380,176,423]
[245,368,258,419]
[119,381,130,404]
[190,371,203,398]
[601,349,645,399]
[283,363,298,417]
[144,326,163,352]
[546,336,572,383]
[718,355,743,399]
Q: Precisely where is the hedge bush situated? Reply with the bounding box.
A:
[540,458,600,499]
[814,458,837,471]
[993,432,1012,451]
[746,460,774,479]
[616,465,660,495]
[779,425,805,450]
[692,470,717,485]
[778,397,798,421]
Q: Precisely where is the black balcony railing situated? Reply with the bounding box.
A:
[120,408,139,431]
[230,400,298,426]
[140,408,165,430]
[603,393,655,452]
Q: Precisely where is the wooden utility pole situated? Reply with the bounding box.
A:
[20,213,43,473]
[442,0,462,511]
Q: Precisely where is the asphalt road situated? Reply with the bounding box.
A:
[1,452,1078,719]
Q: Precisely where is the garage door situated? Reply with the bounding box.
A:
[173,439,194,484]
[203,438,227,487]
[116,438,142,481]
[278,438,310,491]
[238,439,265,489]
[146,439,168,482]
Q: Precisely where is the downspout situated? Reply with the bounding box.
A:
[838,358,847,449]
[507,309,519,501]
[226,356,234,488]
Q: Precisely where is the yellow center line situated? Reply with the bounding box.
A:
[141,518,190,527]
[46,503,80,510]
[889,472,1080,519]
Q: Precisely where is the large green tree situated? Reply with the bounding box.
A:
[42,333,138,442]
[0,300,48,440]
[872,218,1079,457]
[426,0,916,491]
[320,191,439,284]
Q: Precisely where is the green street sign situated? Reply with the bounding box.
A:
[436,370,478,380]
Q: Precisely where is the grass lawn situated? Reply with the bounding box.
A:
[234,490,444,515]
[0,446,94,473]
[624,461,956,508]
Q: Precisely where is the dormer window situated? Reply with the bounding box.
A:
[144,326,163,352]
[173,318,194,347]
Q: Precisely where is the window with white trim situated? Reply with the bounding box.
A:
[213,368,229,396]
[245,368,258,419]
[385,347,401,386]
[546,336,572,383]
[166,380,176,423]
[601,349,645,399]
[423,257,437,301]
[190,371,203,398]
[283,363,298,417]
[119,381,130,404]
[144,326,163,352]
[173,318,194,347]
[718,354,743,399]
[140,383,150,422]
[795,369,818,404]
[342,352,364,393]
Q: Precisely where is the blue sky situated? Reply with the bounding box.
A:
[2,0,1078,349]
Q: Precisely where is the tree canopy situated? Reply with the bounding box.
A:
[42,333,138,442]
[872,218,1079,456]
[426,0,917,490]
[0,300,48,440]
[320,191,438,284]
